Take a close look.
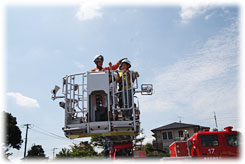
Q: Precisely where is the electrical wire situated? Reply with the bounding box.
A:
[30,128,63,140]
[33,125,84,144]
[34,126,69,140]
[29,127,80,144]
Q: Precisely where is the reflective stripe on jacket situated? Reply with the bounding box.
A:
[119,71,132,90]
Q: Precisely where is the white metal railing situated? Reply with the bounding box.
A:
[62,73,88,125]
[64,71,138,129]
[52,69,148,135]
[110,70,138,109]
[109,70,139,131]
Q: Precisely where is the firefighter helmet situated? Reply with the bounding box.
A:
[94,55,104,63]
[121,59,131,68]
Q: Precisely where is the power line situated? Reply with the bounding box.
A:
[30,129,63,141]
[187,115,239,124]
[29,126,80,144]
[217,118,239,122]
[34,125,70,141]
[30,128,73,143]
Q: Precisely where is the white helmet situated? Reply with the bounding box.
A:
[94,55,104,63]
[121,59,131,68]
[184,130,189,134]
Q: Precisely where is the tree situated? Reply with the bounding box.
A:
[4,112,23,158]
[142,143,170,158]
[56,148,71,158]
[56,141,98,159]
[70,141,98,157]
[90,136,107,157]
[90,136,106,148]
[25,144,48,160]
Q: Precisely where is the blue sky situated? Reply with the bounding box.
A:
[1,1,242,161]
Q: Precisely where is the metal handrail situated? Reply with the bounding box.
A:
[62,73,88,124]
[61,70,140,132]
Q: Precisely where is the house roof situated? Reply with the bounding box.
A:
[151,122,209,132]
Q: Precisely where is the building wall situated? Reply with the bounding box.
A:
[153,127,199,151]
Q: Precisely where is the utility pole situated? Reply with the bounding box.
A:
[214,112,218,129]
[23,124,31,158]
[53,148,58,160]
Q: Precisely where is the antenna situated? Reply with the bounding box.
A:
[178,116,182,123]
[213,112,218,129]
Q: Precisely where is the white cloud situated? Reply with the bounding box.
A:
[179,5,233,24]
[7,92,40,108]
[204,13,212,20]
[136,132,154,145]
[75,1,102,21]
[179,4,211,24]
[140,21,239,128]
[73,61,85,69]
[143,136,154,145]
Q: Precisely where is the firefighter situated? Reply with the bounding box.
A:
[91,55,125,121]
[91,55,125,72]
[118,59,139,120]
[109,63,120,121]
[183,130,190,140]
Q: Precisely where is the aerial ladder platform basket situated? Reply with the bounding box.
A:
[51,70,153,140]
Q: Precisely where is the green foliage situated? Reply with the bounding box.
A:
[5,112,23,149]
[56,148,71,158]
[97,150,104,157]
[26,144,47,159]
[4,112,23,158]
[56,141,99,159]
[142,143,170,158]
[90,136,106,148]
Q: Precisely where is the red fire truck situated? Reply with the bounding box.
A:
[169,126,240,159]
[169,141,189,157]
[109,143,146,159]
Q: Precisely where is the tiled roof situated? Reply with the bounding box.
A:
[151,122,208,132]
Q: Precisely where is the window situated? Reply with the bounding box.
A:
[168,132,173,139]
[201,135,219,146]
[179,130,183,137]
[162,132,167,140]
[225,134,239,147]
